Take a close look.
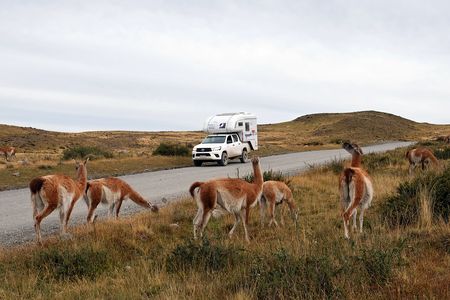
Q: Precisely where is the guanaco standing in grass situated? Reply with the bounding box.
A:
[189,157,263,243]
[339,142,373,239]
[29,158,89,244]
[84,177,158,223]
[0,146,15,161]
[406,147,439,175]
[259,180,298,227]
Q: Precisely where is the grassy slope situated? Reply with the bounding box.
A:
[259,110,450,151]
[1,110,449,191]
[0,146,449,299]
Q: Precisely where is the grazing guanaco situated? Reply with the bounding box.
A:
[339,142,373,239]
[259,180,298,227]
[189,157,263,243]
[406,147,439,175]
[29,158,89,244]
[0,146,15,161]
[84,177,158,223]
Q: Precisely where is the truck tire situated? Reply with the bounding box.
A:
[193,160,203,167]
[240,149,248,163]
[218,152,228,166]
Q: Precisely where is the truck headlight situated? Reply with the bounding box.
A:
[212,146,221,151]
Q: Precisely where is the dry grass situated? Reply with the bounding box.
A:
[0,148,449,299]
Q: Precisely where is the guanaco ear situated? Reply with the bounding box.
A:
[84,157,90,164]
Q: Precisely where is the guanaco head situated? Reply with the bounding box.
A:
[75,157,89,176]
[342,142,363,156]
[251,156,260,164]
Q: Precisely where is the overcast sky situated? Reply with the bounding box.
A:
[0,0,449,132]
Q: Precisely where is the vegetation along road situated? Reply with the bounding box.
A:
[0,141,412,246]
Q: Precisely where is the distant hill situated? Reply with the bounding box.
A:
[258,111,450,152]
[1,111,449,155]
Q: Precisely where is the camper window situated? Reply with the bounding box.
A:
[245,122,250,131]
[238,122,243,127]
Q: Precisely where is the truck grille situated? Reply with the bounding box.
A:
[196,148,212,152]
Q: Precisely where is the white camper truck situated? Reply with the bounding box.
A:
[192,112,258,166]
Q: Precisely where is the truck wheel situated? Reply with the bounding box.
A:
[193,160,203,167]
[240,149,248,163]
[218,152,228,166]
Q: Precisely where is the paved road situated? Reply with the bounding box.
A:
[0,141,413,246]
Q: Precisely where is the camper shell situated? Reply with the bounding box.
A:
[203,112,258,150]
[192,112,258,166]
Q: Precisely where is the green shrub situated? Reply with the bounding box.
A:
[242,169,293,190]
[434,147,450,160]
[62,146,113,160]
[152,143,190,156]
[358,244,404,285]
[244,249,339,299]
[37,165,53,170]
[30,246,109,281]
[322,158,345,175]
[304,141,323,146]
[166,238,241,273]
[364,152,395,172]
[380,167,450,227]
[242,169,291,186]
[330,138,344,145]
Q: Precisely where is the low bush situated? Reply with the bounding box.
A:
[380,167,450,227]
[152,143,190,156]
[304,141,323,146]
[434,147,450,160]
[29,246,109,281]
[242,169,292,186]
[358,243,405,285]
[322,158,345,175]
[62,146,113,160]
[363,152,402,173]
[37,165,53,170]
[243,249,339,299]
[166,238,242,273]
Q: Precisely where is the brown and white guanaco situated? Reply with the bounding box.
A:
[189,157,263,243]
[339,142,373,239]
[0,146,15,161]
[84,177,158,223]
[29,158,89,244]
[406,147,439,175]
[259,180,298,227]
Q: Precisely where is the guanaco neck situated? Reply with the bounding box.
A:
[76,165,88,192]
[252,162,263,186]
[351,154,362,168]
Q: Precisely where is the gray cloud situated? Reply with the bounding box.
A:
[0,0,449,132]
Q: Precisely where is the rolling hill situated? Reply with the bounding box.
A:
[1,110,449,155]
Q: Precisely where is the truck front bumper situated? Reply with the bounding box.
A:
[192,150,222,161]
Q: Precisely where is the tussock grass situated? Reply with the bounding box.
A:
[0,147,449,298]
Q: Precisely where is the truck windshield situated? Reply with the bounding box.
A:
[202,136,226,144]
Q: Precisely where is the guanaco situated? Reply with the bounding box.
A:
[406,147,439,175]
[189,157,263,243]
[339,142,373,239]
[84,177,158,223]
[29,158,89,244]
[0,146,15,161]
[259,180,298,227]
